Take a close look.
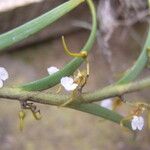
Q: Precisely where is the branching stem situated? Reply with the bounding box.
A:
[0,77,149,106]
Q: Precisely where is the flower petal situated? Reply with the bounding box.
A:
[131,116,138,131]
[137,116,144,131]
[61,77,78,91]
[47,66,59,75]
[100,98,112,110]
[61,77,73,86]
[0,79,3,88]
[0,67,8,81]
[67,83,78,91]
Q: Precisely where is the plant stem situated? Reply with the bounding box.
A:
[1,76,149,130]
[0,77,149,106]
[0,0,85,51]
[20,0,97,91]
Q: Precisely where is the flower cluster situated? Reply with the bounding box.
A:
[47,66,146,132]
[0,67,8,88]
[47,66,78,91]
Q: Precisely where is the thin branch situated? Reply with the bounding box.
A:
[0,77,149,105]
[0,76,148,131]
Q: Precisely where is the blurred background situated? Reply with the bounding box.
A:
[0,0,150,149]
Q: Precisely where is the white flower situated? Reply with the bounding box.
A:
[100,98,112,110]
[47,66,59,75]
[60,76,78,91]
[0,67,8,88]
[0,67,9,81]
[131,116,144,131]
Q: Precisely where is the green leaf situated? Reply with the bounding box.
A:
[20,0,97,91]
[0,0,84,50]
[70,103,132,130]
[117,28,150,84]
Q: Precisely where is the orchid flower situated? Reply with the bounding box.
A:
[131,116,144,131]
[0,67,8,88]
[47,66,59,75]
[60,76,78,91]
[100,98,113,110]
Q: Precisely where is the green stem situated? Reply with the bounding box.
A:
[20,0,97,91]
[0,0,84,50]
[117,28,150,84]
[70,103,131,130]
[0,77,149,105]
[0,76,150,130]
[1,82,142,130]
[84,77,150,103]
[116,0,150,85]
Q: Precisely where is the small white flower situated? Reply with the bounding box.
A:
[0,67,9,81]
[60,76,78,91]
[0,67,8,88]
[100,98,112,110]
[131,116,144,131]
[47,66,59,75]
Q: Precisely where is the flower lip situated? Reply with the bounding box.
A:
[100,98,112,110]
[60,76,78,91]
[0,67,9,81]
[131,115,144,131]
[47,66,59,75]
